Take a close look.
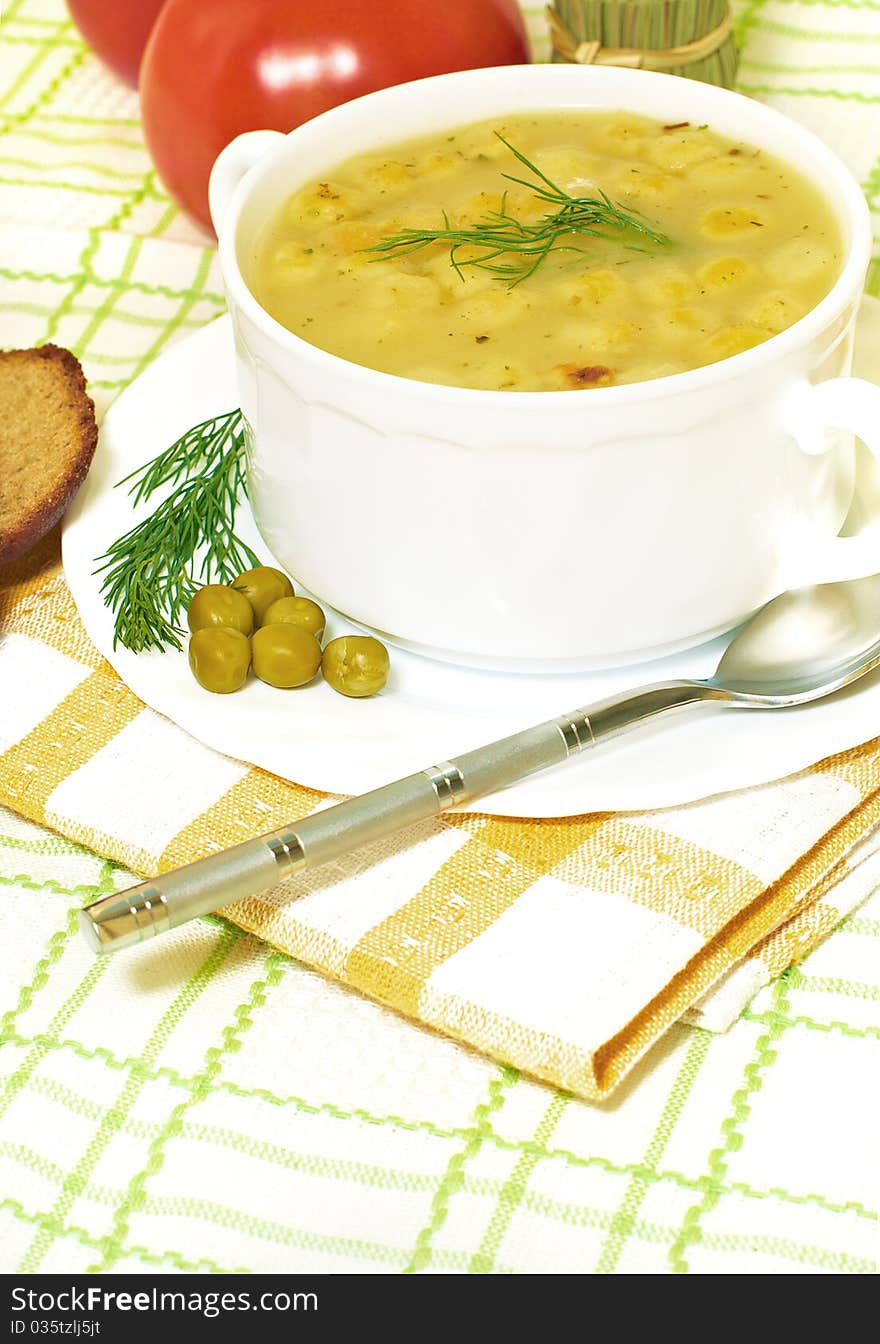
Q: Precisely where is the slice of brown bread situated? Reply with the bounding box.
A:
[0,344,98,565]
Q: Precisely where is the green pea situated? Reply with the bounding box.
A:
[187,584,254,637]
[262,595,326,640]
[189,627,251,694]
[252,624,322,688]
[322,636,389,698]
[232,565,294,625]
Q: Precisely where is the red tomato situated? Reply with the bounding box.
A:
[66,0,168,87]
[140,0,530,231]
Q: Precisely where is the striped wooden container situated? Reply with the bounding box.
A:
[547,0,739,88]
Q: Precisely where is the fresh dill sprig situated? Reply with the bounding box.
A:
[94,410,259,654]
[366,133,670,286]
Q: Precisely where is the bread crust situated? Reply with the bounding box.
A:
[0,344,98,566]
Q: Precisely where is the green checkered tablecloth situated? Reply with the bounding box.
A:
[0,0,878,1275]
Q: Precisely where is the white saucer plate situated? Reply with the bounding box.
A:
[63,299,880,817]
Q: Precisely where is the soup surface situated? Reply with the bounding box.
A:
[248,112,842,392]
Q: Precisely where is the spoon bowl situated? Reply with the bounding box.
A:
[710,573,880,701]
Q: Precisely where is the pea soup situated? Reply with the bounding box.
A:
[248,112,842,392]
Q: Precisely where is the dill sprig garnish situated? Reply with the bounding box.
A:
[94,409,259,654]
[366,133,670,286]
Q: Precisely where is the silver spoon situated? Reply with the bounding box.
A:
[80,573,880,954]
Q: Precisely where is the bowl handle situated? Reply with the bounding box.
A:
[208,130,287,236]
[781,376,880,587]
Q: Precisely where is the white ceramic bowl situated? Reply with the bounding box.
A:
[210,64,880,671]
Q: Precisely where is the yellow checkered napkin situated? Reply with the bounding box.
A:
[2,532,880,1102]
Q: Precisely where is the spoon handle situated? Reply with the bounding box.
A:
[79,680,710,954]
